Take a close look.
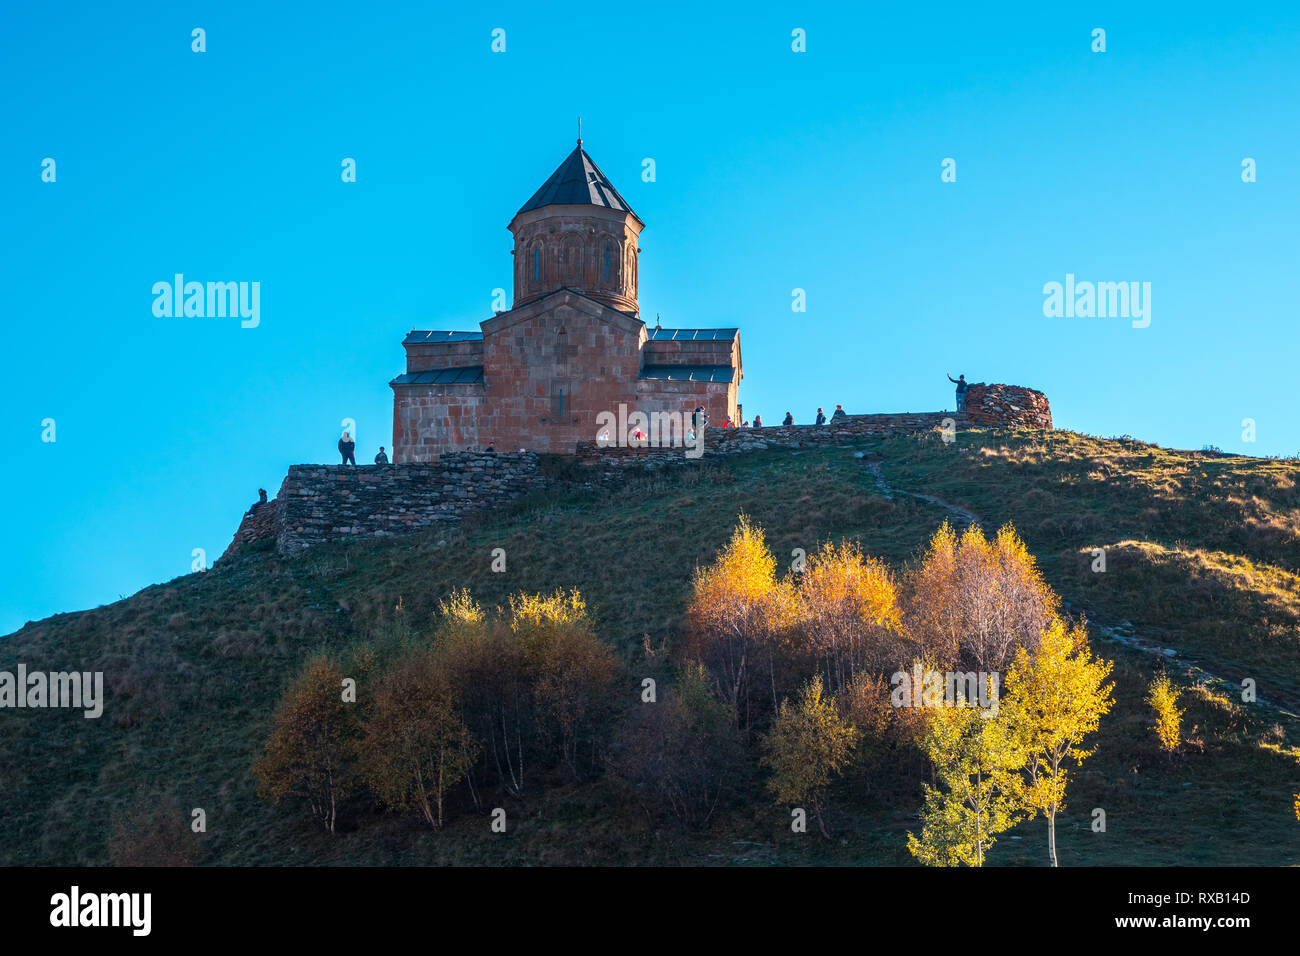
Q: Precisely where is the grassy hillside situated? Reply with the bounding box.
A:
[3,427,1298,866]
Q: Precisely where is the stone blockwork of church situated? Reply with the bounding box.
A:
[510,205,642,313]
[391,292,741,461]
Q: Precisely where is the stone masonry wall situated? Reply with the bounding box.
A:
[964,383,1052,429]
[221,497,281,561]
[225,387,1050,559]
[221,452,547,559]
[572,410,966,466]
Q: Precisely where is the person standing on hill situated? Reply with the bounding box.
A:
[339,431,356,466]
[947,373,968,412]
[753,414,763,428]
[783,412,794,426]
[831,404,847,422]
[374,446,389,464]
[815,407,827,425]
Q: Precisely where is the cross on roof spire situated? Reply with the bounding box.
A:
[577,116,582,146]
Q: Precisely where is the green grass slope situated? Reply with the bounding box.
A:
[2,428,1298,866]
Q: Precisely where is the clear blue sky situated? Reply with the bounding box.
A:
[3,1,1298,634]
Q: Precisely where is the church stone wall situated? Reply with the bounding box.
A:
[392,383,486,463]
[641,336,738,368]
[634,378,736,429]
[404,339,484,373]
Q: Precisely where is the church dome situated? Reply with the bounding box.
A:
[509,139,643,314]
[516,143,640,222]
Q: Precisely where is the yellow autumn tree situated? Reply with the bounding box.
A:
[838,672,893,769]
[905,521,1059,671]
[517,591,620,779]
[252,655,357,833]
[684,515,801,730]
[1004,618,1114,866]
[361,650,479,829]
[1146,674,1184,753]
[761,675,859,838]
[798,540,902,695]
[433,587,620,793]
[908,703,1028,866]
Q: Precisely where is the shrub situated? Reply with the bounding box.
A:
[361,650,479,829]
[1146,674,1184,753]
[252,655,357,833]
[432,588,621,794]
[761,675,859,838]
[609,663,745,829]
[107,795,197,866]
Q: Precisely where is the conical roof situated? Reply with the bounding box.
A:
[516,143,639,221]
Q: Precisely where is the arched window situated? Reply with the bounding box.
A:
[533,247,541,282]
[603,247,610,281]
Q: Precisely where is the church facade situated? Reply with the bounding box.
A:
[390,140,743,461]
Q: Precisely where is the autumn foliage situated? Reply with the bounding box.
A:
[252,654,357,833]
[1146,674,1184,753]
[252,515,1123,865]
[361,650,478,829]
[682,515,800,732]
[681,516,1115,857]
[761,675,860,837]
[902,521,1058,671]
[799,541,902,695]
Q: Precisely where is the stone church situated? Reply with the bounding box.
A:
[390,139,743,461]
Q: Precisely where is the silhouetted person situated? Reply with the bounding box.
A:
[948,373,968,412]
[815,407,827,425]
[831,404,847,421]
[247,487,267,515]
[783,412,794,426]
[753,414,763,428]
[339,431,356,466]
[374,446,389,464]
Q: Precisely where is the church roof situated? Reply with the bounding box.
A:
[648,328,738,342]
[391,366,485,385]
[641,364,736,383]
[403,330,483,344]
[517,144,639,220]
